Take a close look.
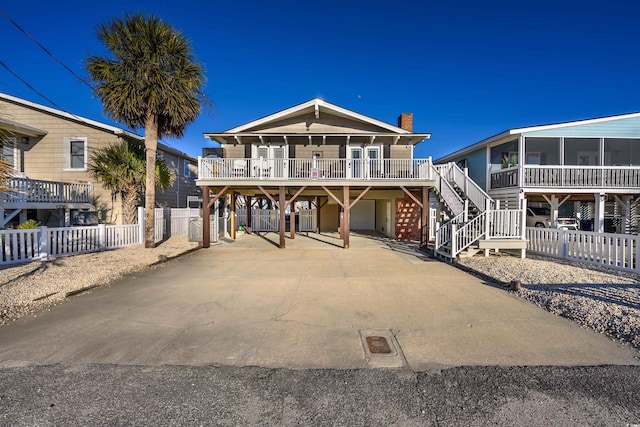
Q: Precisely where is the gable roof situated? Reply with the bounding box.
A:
[0,92,195,161]
[228,98,411,134]
[205,98,431,146]
[436,111,640,163]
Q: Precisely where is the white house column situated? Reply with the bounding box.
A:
[518,135,525,188]
[594,192,605,233]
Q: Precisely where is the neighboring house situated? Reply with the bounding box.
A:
[0,92,199,227]
[436,112,640,234]
[198,98,526,258]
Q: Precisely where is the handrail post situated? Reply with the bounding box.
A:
[485,199,491,240]
[451,223,458,259]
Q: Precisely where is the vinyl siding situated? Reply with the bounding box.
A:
[524,116,640,138]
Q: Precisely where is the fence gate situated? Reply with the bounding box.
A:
[298,209,317,232]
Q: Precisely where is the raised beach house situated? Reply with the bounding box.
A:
[197,98,527,260]
[436,112,640,235]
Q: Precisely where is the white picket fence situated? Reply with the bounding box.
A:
[1,207,205,266]
[235,208,317,232]
[527,227,639,272]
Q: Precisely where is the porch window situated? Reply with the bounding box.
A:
[65,137,87,170]
[524,137,558,165]
[490,138,518,170]
[604,138,640,166]
[564,138,599,166]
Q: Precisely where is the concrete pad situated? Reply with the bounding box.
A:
[0,232,637,370]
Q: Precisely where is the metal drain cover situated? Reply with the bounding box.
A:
[365,336,392,354]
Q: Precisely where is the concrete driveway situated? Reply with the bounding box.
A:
[0,232,637,370]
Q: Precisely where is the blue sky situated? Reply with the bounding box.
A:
[2,0,640,160]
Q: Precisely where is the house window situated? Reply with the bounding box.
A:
[183,159,191,177]
[1,139,17,171]
[65,137,87,170]
[156,151,164,161]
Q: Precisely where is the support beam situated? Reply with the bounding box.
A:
[285,186,307,209]
[421,186,429,244]
[316,196,321,233]
[246,196,252,234]
[207,186,230,208]
[279,186,286,248]
[230,192,237,240]
[343,186,350,249]
[594,193,605,233]
[290,204,295,239]
[400,186,423,208]
[321,186,345,208]
[203,186,210,248]
[257,186,278,207]
[347,186,371,209]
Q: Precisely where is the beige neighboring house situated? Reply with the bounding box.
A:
[0,92,199,228]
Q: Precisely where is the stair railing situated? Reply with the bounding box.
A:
[452,211,487,257]
[446,162,495,211]
[430,164,465,217]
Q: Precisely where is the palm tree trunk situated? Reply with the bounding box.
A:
[144,114,158,248]
[123,184,139,225]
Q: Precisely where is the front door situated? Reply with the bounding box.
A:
[273,147,285,178]
[351,148,362,178]
[367,147,380,178]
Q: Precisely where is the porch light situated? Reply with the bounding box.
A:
[20,136,29,144]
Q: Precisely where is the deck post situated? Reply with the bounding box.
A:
[246,196,252,234]
[315,196,321,233]
[279,186,286,248]
[230,192,237,240]
[343,185,350,249]
[202,186,210,248]
[290,202,295,239]
[421,186,429,242]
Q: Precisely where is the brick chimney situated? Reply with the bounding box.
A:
[398,113,413,132]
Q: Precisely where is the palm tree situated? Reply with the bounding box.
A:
[86,14,206,247]
[89,139,174,225]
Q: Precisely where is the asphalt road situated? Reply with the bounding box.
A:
[1,364,639,426]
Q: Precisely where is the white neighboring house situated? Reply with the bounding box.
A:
[436,112,640,234]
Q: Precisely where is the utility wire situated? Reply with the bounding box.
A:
[0,10,191,156]
[0,60,67,111]
[0,9,94,91]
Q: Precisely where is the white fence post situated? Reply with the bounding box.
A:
[98,224,106,251]
[137,206,145,244]
[37,225,49,260]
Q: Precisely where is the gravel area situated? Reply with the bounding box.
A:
[0,236,199,324]
[458,252,640,351]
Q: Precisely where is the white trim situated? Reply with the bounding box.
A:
[63,136,88,171]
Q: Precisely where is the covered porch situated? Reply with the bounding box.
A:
[199,183,432,250]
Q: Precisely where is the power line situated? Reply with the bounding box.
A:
[0,9,94,92]
[0,60,67,111]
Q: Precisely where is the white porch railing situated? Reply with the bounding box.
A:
[437,162,495,211]
[198,157,433,181]
[491,165,640,189]
[527,227,639,272]
[435,208,525,259]
[1,177,93,204]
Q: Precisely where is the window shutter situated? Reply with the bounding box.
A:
[244,144,251,158]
